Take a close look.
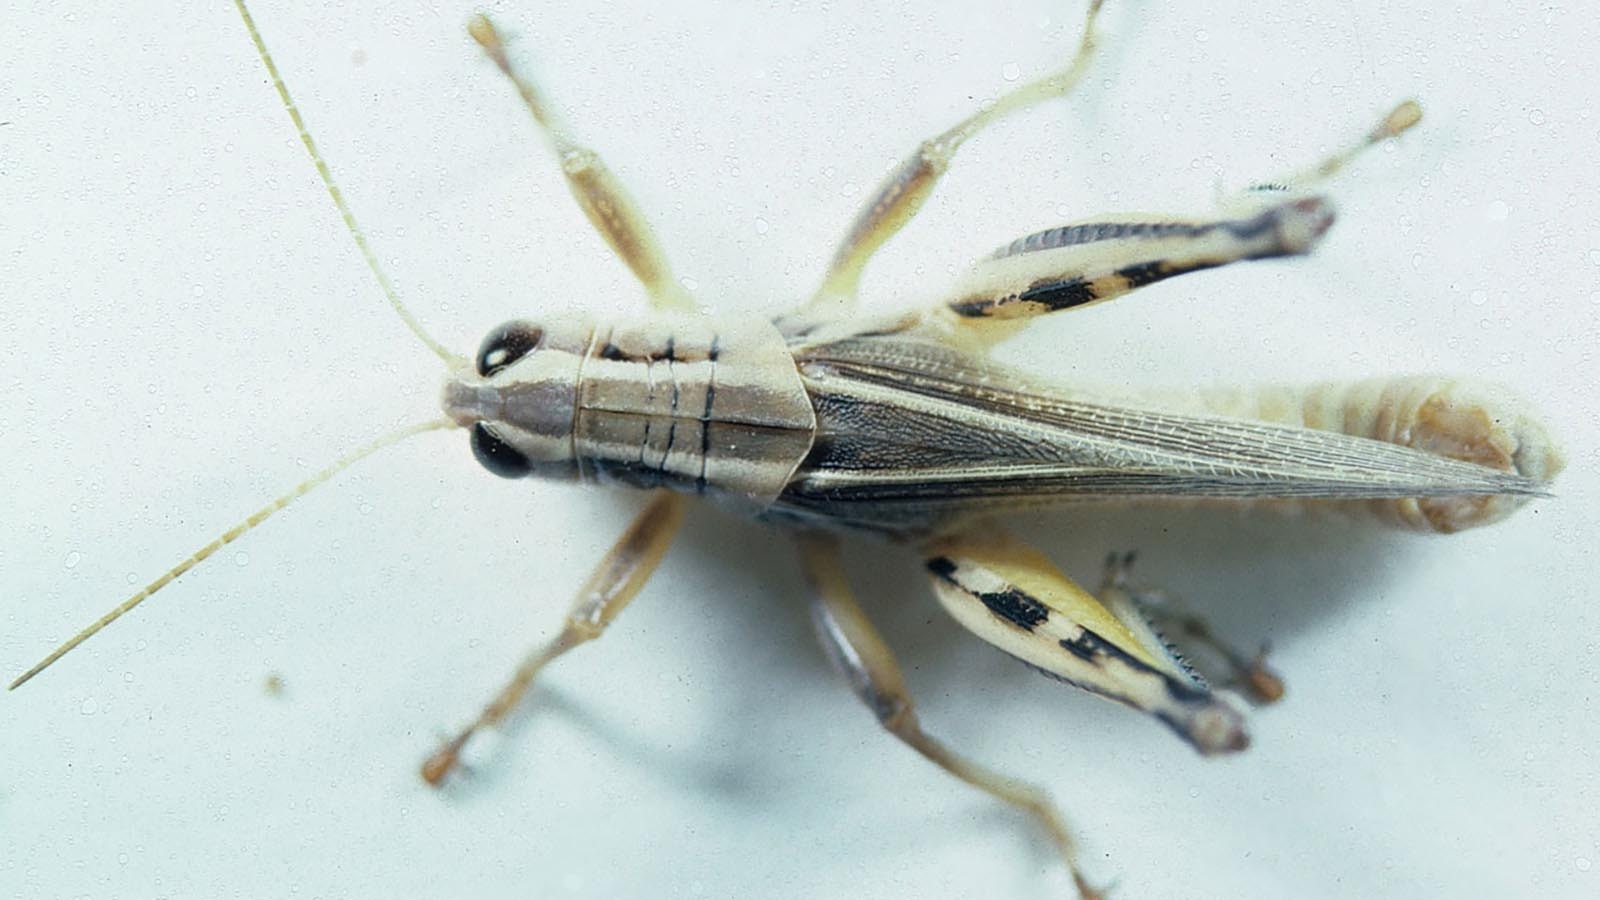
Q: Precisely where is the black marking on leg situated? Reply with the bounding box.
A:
[950,257,1225,318]
[981,588,1049,631]
[947,295,1006,317]
[599,341,628,361]
[1017,277,1098,311]
[1058,628,1209,704]
[1051,627,1226,753]
[955,203,1323,316]
[1115,259,1218,289]
[1162,667,1210,704]
[948,276,1096,318]
[1056,631,1099,663]
[926,556,1049,631]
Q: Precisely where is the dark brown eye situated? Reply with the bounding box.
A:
[475,320,544,376]
[471,423,532,479]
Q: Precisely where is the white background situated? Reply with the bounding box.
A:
[3,1,1597,898]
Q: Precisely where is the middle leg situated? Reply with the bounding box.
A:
[796,532,1104,900]
[422,491,687,785]
[803,0,1109,316]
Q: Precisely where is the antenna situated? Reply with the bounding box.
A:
[10,418,456,690]
[233,0,466,369]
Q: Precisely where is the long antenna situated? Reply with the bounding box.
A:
[9,418,457,690]
[233,0,465,368]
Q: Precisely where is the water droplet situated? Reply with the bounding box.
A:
[1195,29,1210,43]
[1577,857,1593,872]
[1001,62,1021,82]
[234,551,249,567]
[1469,290,1488,306]
[1528,108,1546,126]
[118,853,129,866]
[1485,199,1510,221]
[64,551,82,569]
[754,217,769,235]
[79,697,98,715]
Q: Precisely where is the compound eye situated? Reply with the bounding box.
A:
[475,320,544,376]
[471,423,532,479]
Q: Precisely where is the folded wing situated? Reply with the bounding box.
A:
[773,335,1544,535]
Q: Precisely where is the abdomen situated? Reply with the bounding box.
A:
[1130,377,1563,532]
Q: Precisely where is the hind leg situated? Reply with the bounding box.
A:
[1099,552,1284,705]
[931,101,1422,346]
[922,528,1249,755]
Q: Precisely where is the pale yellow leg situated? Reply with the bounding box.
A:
[796,533,1104,900]
[924,528,1250,756]
[1220,99,1422,215]
[469,16,695,311]
[423,492,688,785]
[803,0,1108,317]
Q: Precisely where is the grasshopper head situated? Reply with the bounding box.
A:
[441,316,595,479]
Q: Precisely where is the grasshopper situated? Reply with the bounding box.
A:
[9,1,1564,896]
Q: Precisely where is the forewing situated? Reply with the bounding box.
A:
[776,335,1542,533]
